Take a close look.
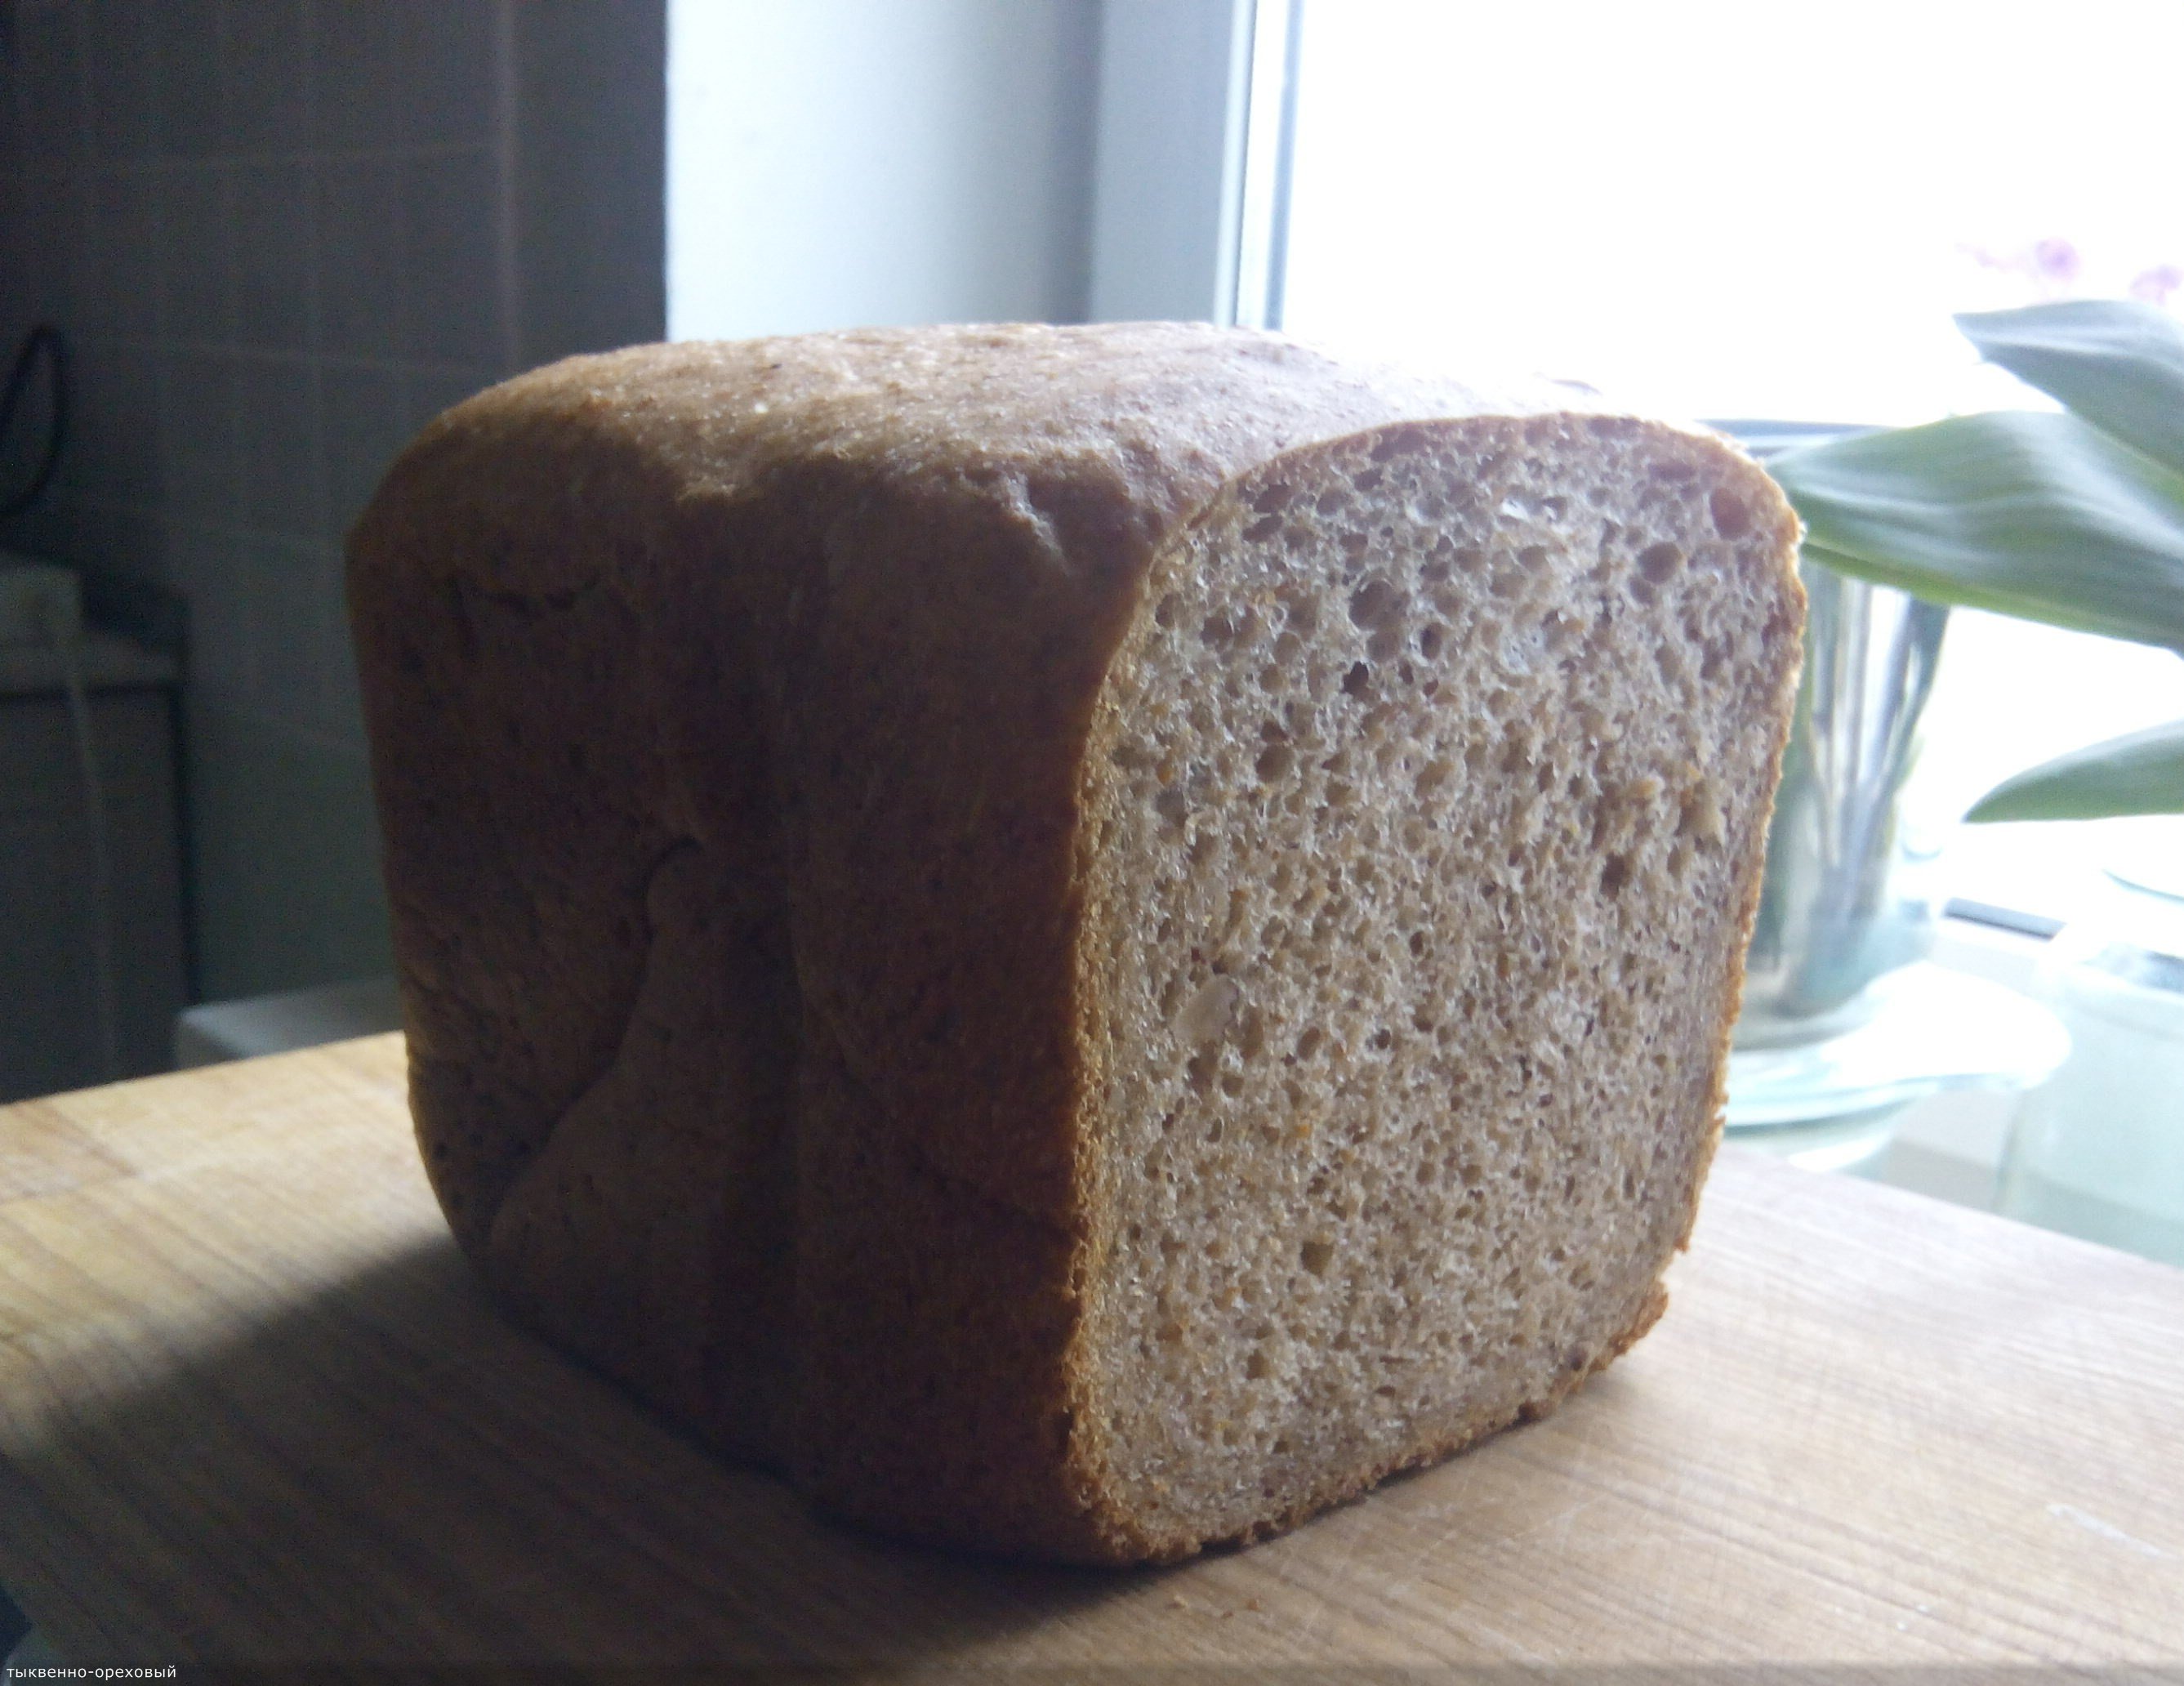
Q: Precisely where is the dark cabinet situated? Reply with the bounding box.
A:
[0,634,189,1102]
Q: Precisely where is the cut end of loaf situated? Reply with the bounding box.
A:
[1072,415,1800,1559]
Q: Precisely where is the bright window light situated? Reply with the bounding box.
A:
[1277,0,2184,919]
[1281,0,2184,423]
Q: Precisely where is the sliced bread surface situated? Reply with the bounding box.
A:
[348,323,1803,1563]
[1073,416,1798,1554]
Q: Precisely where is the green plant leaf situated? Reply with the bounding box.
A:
[1958,301,2184,475]
[1967,719,2184,822]
[1769,411,2184,652]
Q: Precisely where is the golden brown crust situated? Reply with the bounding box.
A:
[350,323,1800,1565]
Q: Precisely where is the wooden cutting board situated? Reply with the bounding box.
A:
[2,1034,2180,1674]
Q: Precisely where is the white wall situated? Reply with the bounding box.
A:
[667,0,1100,341]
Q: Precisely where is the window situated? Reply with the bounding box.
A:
[1278,2,2184,422]
[1112,0,2184,923]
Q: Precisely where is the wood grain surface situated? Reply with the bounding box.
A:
[1,1033,2180,1677]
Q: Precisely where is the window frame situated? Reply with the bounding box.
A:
[1088,0,1296,329]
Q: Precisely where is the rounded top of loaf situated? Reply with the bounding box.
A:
[390,323,1566,586]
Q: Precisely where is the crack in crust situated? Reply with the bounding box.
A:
[484,833,704,1228]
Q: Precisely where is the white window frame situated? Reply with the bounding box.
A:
[1088,0,1297,330]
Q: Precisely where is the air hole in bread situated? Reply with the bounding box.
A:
[1709,489,1753,538]
[1638,542,1684,584]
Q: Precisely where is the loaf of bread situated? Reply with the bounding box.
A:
[350,323,1803,1564]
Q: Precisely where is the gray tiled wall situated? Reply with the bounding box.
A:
[0,0,664,1001]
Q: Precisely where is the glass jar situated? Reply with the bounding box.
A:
[1998,866,2184,1266]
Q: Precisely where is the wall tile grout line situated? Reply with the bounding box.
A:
[14,143,499,181]
[490,0,522,377]
[296,0,336,728]
[38,489,328,548]
[16,329,501,386]
[70,0,91,169]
